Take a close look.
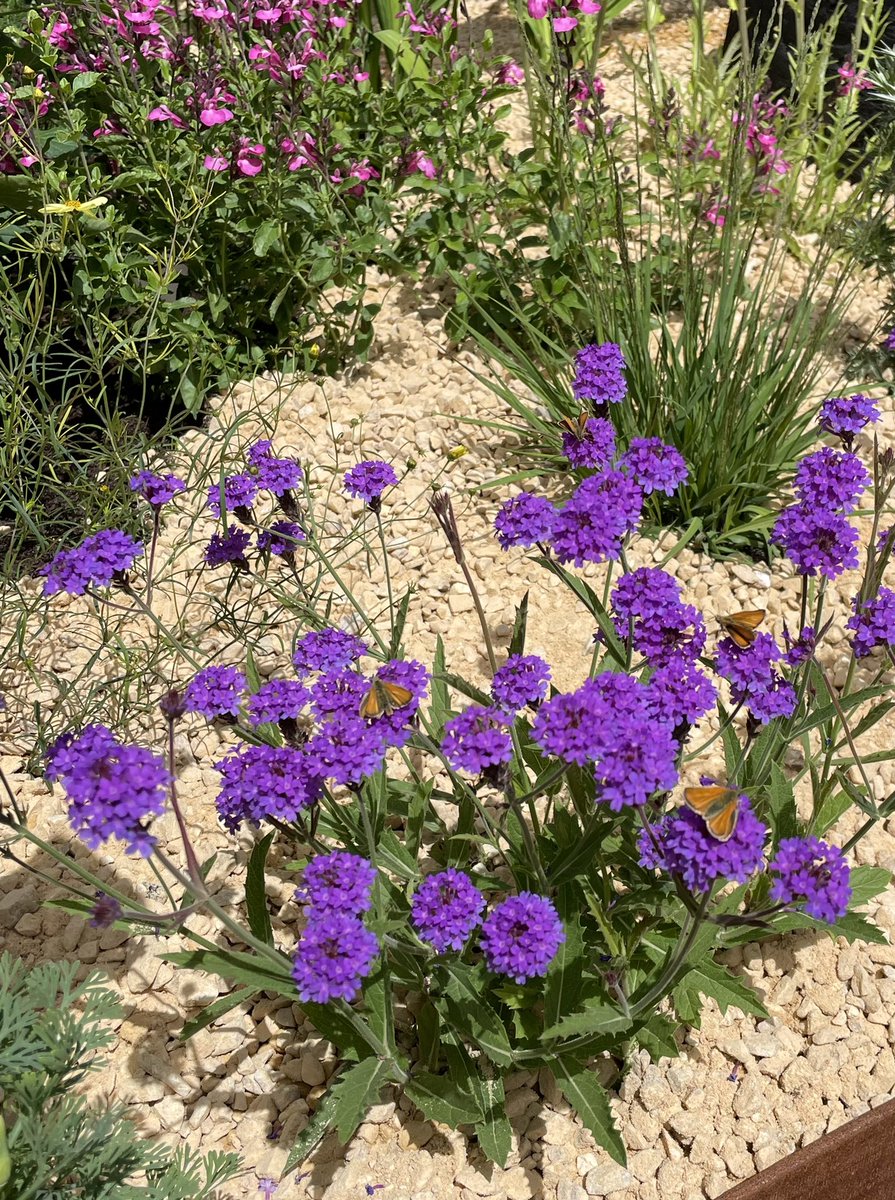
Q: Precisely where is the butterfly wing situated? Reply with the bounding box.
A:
[360,680,413,719]
[719,609,766,648]
[683,786,739,842]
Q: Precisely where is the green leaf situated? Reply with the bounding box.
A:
[253,219,280,256]
[767,763,799,843]
[179,985,257,1042]
[372,28,407,53]
[681,960,768,1018]
[71,70,101,93]
[163,948,294,994]
[542,999,631,1042]
[848,865,892,908]
[811,788,852,837]
[544,890,587,1028]
[635,1013,680,1062]
[295,1003,373,1061]
[331,1056,392,1144]
[475,1076,512,1167]
[405,1071,484,1127]
[283,1070,345,1175]
[416,999,441,1072]
[552,1056,625,1165]
[376,827,418,881]
[441,962,513,1067]
[245,831,275,946]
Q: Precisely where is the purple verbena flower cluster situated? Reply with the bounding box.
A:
[572,342,627,407]
[847,588,895,658]
[494,493,556,550]
[561,416,616,469]
[620,437,689,496]
[129,470,186,507]
[772,505,859,580]
[344,460,399,507]
[40,529,143,596]
[646,655,717,729]
[297,850,377,915]
[769,836,851,923]
[818,394,880,446]
[258,520,305,556]
[533,673,679,807]
[550,470,643,566]
[247,678,309,725]
[794,449,870,514]
[204,524,252,569]
[411,868,485,952]
[715,632,796,724]
[638,796,768,893]
[442,705,513,775]
[492,654,551,711]
[184,665,247,719]
[480,892,565,983]
[611,568,706,665]
[292,911,379,1003]
[293,628,368,674]
[214,743,321,831]
[783,625,816,667]
[207,472,259,519]
[46,724,170,856]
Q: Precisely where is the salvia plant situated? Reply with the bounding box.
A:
[1,356,894,1178]
[0,951,241,1198]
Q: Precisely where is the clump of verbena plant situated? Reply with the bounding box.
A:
[447,0,892,557]
[3,400,895,1181]
[0,0,522,575]
[0,951,241,1197]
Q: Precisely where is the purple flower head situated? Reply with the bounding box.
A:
[480,893,565,984]
[246,439,274,466]
[442,705,512,775]
[783,625,816,667]
[46,724,170,857]
[344,460,399,508]
[129,470,186,507]
[611,567,706,665]
[769,836,851,923]
[40,529,143,596]
[310,669,369,719]
[620,438,689,496]
[772,504,859,579]
[305,712,386,786]
[551,470,643,566]
[716,632,780,691]
[204,524,252,569]
[207,472,259,518]
[572,342,627,407]
[638,796,768,893]
[183,665,246,719]
[745,676,797,723]
[492,654,551,712]
[595,715,679,810]
[847,588,895,657]
[562,416,616,469]
[247,678,309,725]
[818,394,880,445]
[253,454,303,497]
[88,892,124,929]
[214,743,321,831]
[257,519,305,556]
[297,851,377,915]
[293,628,368,675]
[258,1180,278,1199]
[793,448,870,514]
[292,911,378,1002]
[411,868,486,952]
[494,493,557,551]
[877,526,895,557]
[647,656,717,729]
[885,329,895,353]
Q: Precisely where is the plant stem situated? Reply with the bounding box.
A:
[630,890,711,1017]
[375,510,396,646]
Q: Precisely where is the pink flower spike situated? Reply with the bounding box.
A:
[527,0,549,16]
[203,153,229,171]
[148,105,185,128]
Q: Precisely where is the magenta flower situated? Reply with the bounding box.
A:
[404,150,437,178]
[236,139,265,176]
[147,105,185,128]
[203,153,229,171]
[197,87,235,127]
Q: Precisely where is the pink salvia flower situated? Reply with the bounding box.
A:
[405,150,437,178]
[148,104,186,128]
[204,152,229,170]
[236,139,265,175]
[496,60,525,86]
[838,60,874,95]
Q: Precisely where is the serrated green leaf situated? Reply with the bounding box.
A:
[163,948,294,994]
[811,788,852,837]
[416,998,441,1071]
[635,1013,679,1062]
[283,1069,344,1175]
[542,1000,631,1042]
[552,1056,625,1165]
[544,890,586,1028]
[331,1056,392,1144]
[405,1071,483,1126]
[848,865,892,907]
[682,960,768,1018]
[245,831,275,946]
[475,1076,512,1167]
[179,985,257,1042]
[767,763,799,843]
[72,69,101,92]
[509,590,529,658]
[441,962,513,1067]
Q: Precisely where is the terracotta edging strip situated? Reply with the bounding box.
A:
[721,1097,895,1200]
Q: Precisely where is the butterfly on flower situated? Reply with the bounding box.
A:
[718,609,765,649]
[560,412,591,440]
[683,785,740,842]
[359,679,413,720]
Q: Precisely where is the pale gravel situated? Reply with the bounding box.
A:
[2,3,895,1199]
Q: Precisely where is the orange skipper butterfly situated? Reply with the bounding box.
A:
[683,785,740,842]
[718,610,765,650]
[359,679,414,720]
